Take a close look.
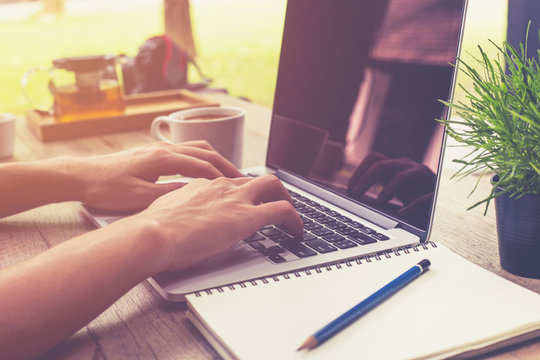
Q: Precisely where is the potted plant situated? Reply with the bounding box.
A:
[440,30,540,278]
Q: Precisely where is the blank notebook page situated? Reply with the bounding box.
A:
[186,244,540,360]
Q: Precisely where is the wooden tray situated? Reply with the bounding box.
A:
[26,89,220,142]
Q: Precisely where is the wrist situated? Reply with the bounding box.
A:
[36,156,86,203]
[110,215,171,276]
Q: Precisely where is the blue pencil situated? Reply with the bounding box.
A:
[297,258,431,351]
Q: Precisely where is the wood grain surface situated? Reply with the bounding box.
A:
[1,92,539,359]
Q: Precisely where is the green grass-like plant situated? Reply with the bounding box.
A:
[440,28,540,213]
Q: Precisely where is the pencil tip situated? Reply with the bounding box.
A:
[297,336,317,351]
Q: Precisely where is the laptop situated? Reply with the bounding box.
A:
[84,0,468,301]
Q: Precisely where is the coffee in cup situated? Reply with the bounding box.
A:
[151,107,245,168]
[183,115,224,121]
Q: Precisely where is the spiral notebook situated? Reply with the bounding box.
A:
[186,243,540,360]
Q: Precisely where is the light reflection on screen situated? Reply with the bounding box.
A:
[268,0,465,230]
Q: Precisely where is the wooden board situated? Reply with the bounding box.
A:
[25,89,220,142]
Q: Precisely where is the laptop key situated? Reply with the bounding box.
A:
[304,200,318,207]
[314,205,328,212]
[299,215,313,224]
[260,228,283,236]
[336,227,358,236]
[288,190,299,197]
[268,254,286,263]
[244,232,265,242]
[298,207,316,215]
[372,232,390,241]
[359,226,376,234]
[312,228,334,236]
[307,211,325,220]
[322,234,346,243]
[293,200,306,208]
[269,234,292,243]
[333,239,358,249]
[280,239,317,258]
[298,233,318,242]
[348,232,377,245]
[317,216,335,224]
[277,224,298,234]
[249,241,265,250]
[326,210,340,217]
[260,245,286,256]
[323,220,338,228]
[326,221,345,230]
[304,222,323,231]
[305,239,338,253]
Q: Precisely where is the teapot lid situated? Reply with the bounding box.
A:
[52,55,116,72]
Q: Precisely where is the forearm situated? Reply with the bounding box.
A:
[0,174,301,359]
[0,216,165,359]
[0,157,83,218]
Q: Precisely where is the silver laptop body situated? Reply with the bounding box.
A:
[84,0,468,301]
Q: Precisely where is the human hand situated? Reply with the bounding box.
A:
[131,175,303,273]
[74,141,243,213]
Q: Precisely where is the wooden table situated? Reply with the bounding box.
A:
[1,92,539,359]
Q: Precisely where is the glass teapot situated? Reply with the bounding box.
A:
[22,55,125,122]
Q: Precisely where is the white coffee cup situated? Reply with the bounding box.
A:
[151,107,245,168]
[0,113,16,159]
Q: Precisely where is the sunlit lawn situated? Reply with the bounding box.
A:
[0,6,164,114]
[0,0,506,115]
[0,0,286,114]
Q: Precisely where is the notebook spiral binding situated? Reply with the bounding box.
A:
[193,241,438,297]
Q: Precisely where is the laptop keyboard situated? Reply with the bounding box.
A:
[243,190,390,264]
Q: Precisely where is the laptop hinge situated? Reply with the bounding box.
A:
[275,169,399,230]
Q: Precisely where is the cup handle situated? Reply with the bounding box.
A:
[151,116,174,143]
[20,67,54,115]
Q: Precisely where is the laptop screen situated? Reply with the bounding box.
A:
[267,0,466,232]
